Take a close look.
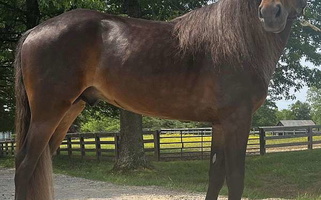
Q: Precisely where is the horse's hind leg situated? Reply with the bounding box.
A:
[205,124,226,200]
[49,101,86,154]
[15,100,73,200]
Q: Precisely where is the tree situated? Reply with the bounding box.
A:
[252,100,278,127]
[307,87,321,124]
[269,0,321,100]
[112,0,212,171]
[276,109,295,121]
[289,100,312,120]
[0,0,106,132]
[112,0,150,171]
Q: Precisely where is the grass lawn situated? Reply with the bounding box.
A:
[51,149,321,199]
[1,149,321,199]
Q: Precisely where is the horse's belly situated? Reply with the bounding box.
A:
[95,79,219,122]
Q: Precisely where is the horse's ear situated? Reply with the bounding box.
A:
[297,0,307,15]
[299,0,307,9]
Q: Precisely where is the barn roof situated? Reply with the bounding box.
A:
[277,120,316,126]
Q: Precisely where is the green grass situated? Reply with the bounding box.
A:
[0,156,14,168]
[51,149,321,199]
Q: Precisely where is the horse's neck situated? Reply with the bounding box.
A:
[250,20,294,86]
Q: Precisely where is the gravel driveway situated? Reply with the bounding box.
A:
[0,167,209,200]
[1,167,288,200]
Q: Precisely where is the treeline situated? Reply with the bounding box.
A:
[253,87,321,127]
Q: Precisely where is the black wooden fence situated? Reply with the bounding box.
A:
[0,140,15,157]
[258,125,321,155]
[1,126,321,160]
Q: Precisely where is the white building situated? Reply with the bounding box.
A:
[0,132,12,141]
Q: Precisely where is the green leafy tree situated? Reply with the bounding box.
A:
[289,100,312,120]
[270,0,321,100]
[113,0,149,171]
[252,100,278,127]
[307,87,321,124]
[276,109,295,121]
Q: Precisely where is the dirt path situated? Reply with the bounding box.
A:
[0,167,288,200]
[0,167,209,200]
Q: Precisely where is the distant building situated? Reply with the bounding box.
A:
[0,132,12,141]
[277,120,316,127]
[273,120,316,136]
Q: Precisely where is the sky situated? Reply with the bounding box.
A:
[275,60,316,110]
[275,86,308,110]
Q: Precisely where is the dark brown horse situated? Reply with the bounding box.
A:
[14,0,307,199]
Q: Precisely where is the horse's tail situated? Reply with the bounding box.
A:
[15,30,31,153]
[14,30,54,200]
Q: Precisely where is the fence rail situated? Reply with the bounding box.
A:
[1,125,321,160]
[258,126,321,155]
[0,140,15,157]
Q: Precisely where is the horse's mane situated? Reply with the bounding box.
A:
[173,0,283,78]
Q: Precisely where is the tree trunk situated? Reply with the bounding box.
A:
[122,0,142,18]
[26,0,40,29]
[113,0,150,171]
[113,110,149,171]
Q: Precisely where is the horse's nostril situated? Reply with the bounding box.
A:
[275,5,282,18]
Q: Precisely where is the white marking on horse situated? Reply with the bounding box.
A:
[212,153,217,164]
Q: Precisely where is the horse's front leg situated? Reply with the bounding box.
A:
[205,124,226,200]
[222,105,252,200]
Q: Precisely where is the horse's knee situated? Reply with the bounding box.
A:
[15,148,26,169]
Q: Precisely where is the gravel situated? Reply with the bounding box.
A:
[0,167,288,200]
[0,167,208,200]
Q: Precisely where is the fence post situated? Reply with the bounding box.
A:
[80,135,85,158]
[259,128,266,155]
[4,141,8,156]
[180,130,183,159]
[154,130,160,161]
[201,132,204,160]
[67,135,72,157]
[11,141,15,156]
[308,127,313,150]
[114,133,120,160]
[0,142,3,157]
[56,147,61,156]
[95,133,101,161]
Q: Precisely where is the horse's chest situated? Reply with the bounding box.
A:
[215,71,269,111]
